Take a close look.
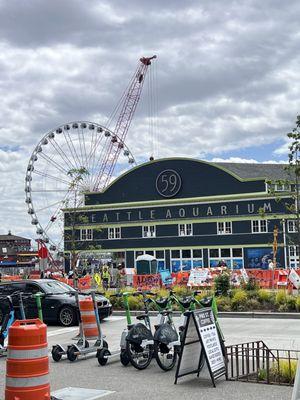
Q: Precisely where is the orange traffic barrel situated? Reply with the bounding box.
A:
[79,297,98,339]
[5,319,50,400]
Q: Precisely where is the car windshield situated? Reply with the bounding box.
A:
[39,280,76,294]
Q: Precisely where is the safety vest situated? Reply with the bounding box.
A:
[102,270,110,279]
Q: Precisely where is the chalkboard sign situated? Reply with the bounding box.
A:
[175,308,226,387]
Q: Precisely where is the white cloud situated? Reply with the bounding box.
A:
[210,157,287,164]
[0,0,299,246]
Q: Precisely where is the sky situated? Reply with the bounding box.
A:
[1,0,300,245]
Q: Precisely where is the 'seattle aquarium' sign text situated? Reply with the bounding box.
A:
[66,198,289,226]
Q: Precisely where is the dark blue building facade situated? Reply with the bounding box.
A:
[64,158,297,270]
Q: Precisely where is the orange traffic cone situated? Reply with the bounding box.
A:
[5,319,50,400]
[79,297,98,339]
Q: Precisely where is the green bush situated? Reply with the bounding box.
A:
[247,298,260,310]
[128,296,144,310]
[296,296,300,311]
[257,289,273,303]
[243,277,259,291]
[270,359,297,383]
[231,289,248,311]
[275,290,287,305]
[286,295,296,311]
[278,303,289,312]
[216,296,231,311]
[214,273,230,296]
[258,368,267,381]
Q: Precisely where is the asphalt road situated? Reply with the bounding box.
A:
[0,316,297,400]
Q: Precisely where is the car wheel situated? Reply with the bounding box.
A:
[58,306,75,327]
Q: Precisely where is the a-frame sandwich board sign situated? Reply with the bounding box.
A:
[174,308,226,387]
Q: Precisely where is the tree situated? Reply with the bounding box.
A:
[64,167,90,271]
[266,115,300,266]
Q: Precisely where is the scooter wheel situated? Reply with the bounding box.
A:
[97,348,111,366]
[51,345,62,362]
[120,350,130,366]
[103,340,108,349]
[67,345,78,362]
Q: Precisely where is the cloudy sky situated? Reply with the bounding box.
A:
[1,0,300,243]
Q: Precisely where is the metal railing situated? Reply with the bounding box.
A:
[225,341,299,386]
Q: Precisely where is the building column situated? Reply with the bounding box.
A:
[165,249,171,270]
[203,248,209,268]
[126,251,134,269]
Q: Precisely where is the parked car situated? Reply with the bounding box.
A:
[0,279,112,327]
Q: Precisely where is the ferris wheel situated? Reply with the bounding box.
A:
[25,122,136,250]
[25,56,156,251]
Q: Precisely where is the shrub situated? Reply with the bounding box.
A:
[286,295,296,311]
[247,298,260,310]
[296,296,300,311]
[275,290,287,305]
[214,273,230,296]
[257,289,273,303]
[243,277,259,292]
[171,285,191,297]
[128,296,143,310]
[216,296,231,311]
[270,359,297,383]
[258,368,267,381]
[278,303,289,312]
[231,289,248,311]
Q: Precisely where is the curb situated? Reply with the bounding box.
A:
[112,310,300,319]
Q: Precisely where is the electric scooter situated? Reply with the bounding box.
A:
[66,291,108,362]
[51,291,89,362]
[96,291,133,366]
[0,291,28,355]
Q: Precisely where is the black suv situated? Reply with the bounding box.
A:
[0,279,112,327]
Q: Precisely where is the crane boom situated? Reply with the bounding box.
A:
[93,55,156,191]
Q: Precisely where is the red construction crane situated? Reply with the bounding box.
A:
[93,55,157,191]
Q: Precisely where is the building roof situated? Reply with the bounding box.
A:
[0,233,31,242]
[213,163,289,181]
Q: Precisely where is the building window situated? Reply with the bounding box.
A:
[208,248,243,269]
[251,220,268,233]
[217,221,232,235]
[80,229,93,241]
[288,220,298,233]
[178,223,193,236]
[289,245,299,258]
[289,245,299,269]
[142,225,156,238]
[170,248,203,272]
[108,227,121,239]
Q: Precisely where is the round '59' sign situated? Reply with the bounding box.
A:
[156,169,182,198]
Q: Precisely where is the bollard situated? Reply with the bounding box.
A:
[5,319,50,400]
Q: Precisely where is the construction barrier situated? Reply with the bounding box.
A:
[5,319,50,400]
[79,296,98,339]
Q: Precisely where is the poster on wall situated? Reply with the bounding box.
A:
[245,248,282,269]
[232,259,243,270]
